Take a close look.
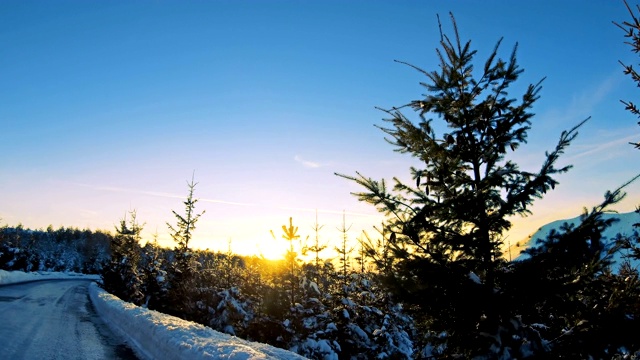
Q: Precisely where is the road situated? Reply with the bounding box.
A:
[0,279,138,360]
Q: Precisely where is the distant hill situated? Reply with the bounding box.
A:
[510,211,640,266]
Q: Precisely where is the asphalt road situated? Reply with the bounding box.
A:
[0,279,138,360]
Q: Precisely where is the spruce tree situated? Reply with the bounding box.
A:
[337,14,586,357]
[272,217,303,308]
[165,174,205,318]
[304,210,328,292]
[101,211,144,305]
[140,232,168,309]
[360,224,394,276]
[167,174,205,259]
[334,211,354,295]
[354,231,368,273]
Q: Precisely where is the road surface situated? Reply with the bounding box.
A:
[0,279,138,360]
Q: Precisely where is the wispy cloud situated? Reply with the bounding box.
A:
[542,75,618,124]
[71,182,379,218]
[565,133,639,163]
[294,155,322,168]
[72,183,255,207]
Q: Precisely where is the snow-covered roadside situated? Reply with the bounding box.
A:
[88,283,307,360]
[1,270,306,359]
[0,269,99,285]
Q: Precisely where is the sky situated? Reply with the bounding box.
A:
[1,1,640,259]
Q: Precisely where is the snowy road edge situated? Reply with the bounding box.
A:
[88,282,308,360]
[0,270,99,285]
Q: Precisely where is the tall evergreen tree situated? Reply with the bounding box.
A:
[165,174,205,318]
[337,14,586,357]
[167,174,205,259]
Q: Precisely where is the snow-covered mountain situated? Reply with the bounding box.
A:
[512,211,640,265]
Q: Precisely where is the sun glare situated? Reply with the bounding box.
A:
[253,238,293,260]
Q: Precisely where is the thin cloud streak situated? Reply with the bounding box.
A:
[565,133,639,162]
[72,182,255,207]
[542,75,618,125]
[294,155,322,168]
[71,182,379,218]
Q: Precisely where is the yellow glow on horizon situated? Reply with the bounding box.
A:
[252,238,290,261]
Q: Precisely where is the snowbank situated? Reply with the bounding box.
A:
[0,269,99,285]
[88,283,307,360]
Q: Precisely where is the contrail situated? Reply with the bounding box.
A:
[71,182,380,218]
[72,182,255,206]
[565,133,638,162]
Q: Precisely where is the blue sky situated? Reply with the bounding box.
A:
[1,1,639,258]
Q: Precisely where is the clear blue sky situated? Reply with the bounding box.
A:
[1,1,639,258]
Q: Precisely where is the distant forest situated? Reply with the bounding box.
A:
[0,224,111,274]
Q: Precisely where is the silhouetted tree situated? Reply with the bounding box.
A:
[334,211,353,295]
[508,179,640,358]
[165,174,205,318]
[337,14,587,358]
[272,217,303,308]
[304,210,328,291]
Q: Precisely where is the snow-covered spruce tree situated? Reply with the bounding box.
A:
[139,234,169,309]
[191,241,256,337]
[286,260,341,359]
[286,295,340,360]
[337,15,586,358]
[322,268,414,360]
[100,211,145,305]
[165,175,205,319]
[319,224,413,359]
[266,217,342,358]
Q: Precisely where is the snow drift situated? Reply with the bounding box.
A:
[88,282,307,360]
[0,270,98,285]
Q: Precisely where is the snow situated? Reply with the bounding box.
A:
[88,283,308,360]
[468,271,482,284]
[515,211,640,264]
[0,270,307,360]
[0,269,99,285]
